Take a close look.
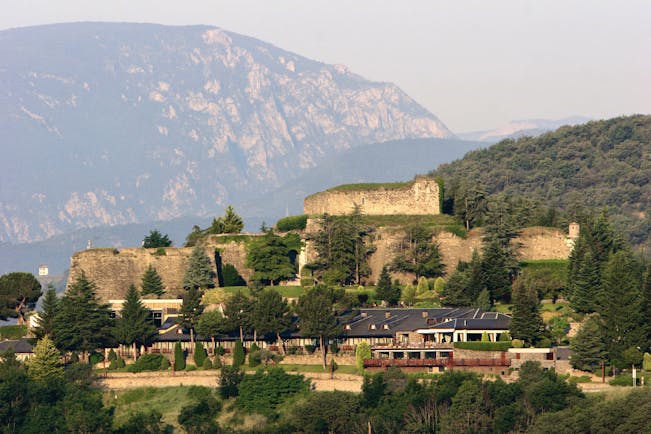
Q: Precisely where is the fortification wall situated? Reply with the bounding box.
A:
[304,178,440,216]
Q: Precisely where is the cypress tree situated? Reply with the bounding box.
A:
[193,342,207,367]
[174,341,185,371]
[232,340,245,368]
[33,285,58,339]
[114,284,158,360]
[509,283,546,346]
[141,265,165,298]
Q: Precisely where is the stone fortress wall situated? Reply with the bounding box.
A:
[304,177,440,216]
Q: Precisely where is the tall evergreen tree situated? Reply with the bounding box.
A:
[52,272,114,358]
[221,205,244,234]
[569,251,600,313]
[142,229,172,248]
[481,239,514,302]
[251,289,292,352]
[642,264,651,349]
[179,286,204,345]
[391,224,444,281]
[33,284,58,339]
[141,265,165,298]
[182,245,214,290]
[596,250,646,368]
[570,314,608,372]
[114,284,158,360]
[509,283,546,346]
[375,265,400,306]
[296,285,341,370]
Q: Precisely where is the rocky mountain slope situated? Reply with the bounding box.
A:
[0,22,452,243]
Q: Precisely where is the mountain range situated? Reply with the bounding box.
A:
[0,22,452,245]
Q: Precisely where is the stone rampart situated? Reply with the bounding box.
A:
[304,177,440,216]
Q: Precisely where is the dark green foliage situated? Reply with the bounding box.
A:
[88,351,104,366]
[193,342,207,367]
[196,310,225,352]
[390,224,445,281]
[141,265,165,297]
[201,357,212,369]
[288,391,361,433]
[33,285,58,339]
[232,340,245,368]
[431,115,651,246]
[183,245,215,290]
[252,289,292,340]
[453,341,512,351]
[107,348,117,362]
[276,214,308,231]
[441,249,484,306]
[224,291,252,341]
[184,206,244,246]
[509,282,546,346]
[643,264,651,349]
[247,231,296,285]
[236,368,309,416]
[62,386,113,433]
[481,238,516,302]
[221,264,246,286]
[375,265,401,306]
[519,260,568,301]
[219,365,244,399]
[177,394,221,434]
[296,285,342,368]
[143,229,172,248]
[117,409,171,434]
[109,356,126,370]
[114,284,158,355]
[173,342,185,371]
[127,353,165,373]
[179,286,205,341]
[518,361,583,414]
[0,271,42,321]
[310,210,376,285]
[160,357,170,370]
[52,272,115,354]
[570,314,607,371]
[475,288,492,310]
[596,250,646,368]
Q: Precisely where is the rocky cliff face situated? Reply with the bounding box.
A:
[0,22,451,243]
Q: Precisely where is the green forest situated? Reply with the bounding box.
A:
[431,115,651,246]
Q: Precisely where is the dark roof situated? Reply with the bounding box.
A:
[0,339,34,353]
[342,308,511,338]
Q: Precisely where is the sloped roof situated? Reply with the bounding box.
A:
[0,339,34,354]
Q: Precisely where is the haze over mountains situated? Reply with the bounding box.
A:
[0,22,452,245]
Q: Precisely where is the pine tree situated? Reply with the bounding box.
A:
[252,289,291,353]
[183,245,214,290]
[643,265,651,349]
[52,272,114,358]
[114,284,158,360]
[141,265,164,298]
[509,283,546,346]
[475,288,492,311]
[27,336,64,384]
[596,250,646,368]
[143,229,172,248]
[221,205,244,234]
[441,267,472,307]
[296,285,341,370]
[247,231,296,285]
[569,251,599,313]
[375,265,400,306]
[481,239,514,302]
[179,286,204,345]
[391,224,444,281]
[33,285,58,339]
[570,314,607,372]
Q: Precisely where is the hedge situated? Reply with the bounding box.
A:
[453,341,512,351]
[276,215,308,231]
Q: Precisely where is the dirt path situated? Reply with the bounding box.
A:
[98,370,363,392]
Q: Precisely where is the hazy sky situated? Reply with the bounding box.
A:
[2,0,650,132]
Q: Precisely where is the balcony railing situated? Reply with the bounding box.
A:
[364,357,510,368]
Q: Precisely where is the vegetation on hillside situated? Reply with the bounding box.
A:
[430,115,651,246]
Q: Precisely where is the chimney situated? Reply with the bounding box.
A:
[385,311,391,319]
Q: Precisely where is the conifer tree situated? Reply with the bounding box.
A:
[114,284,158,360]
[596,250,645,368]
[391,224,444,281]
[179,286,204,345]
[643,264,651,349]
[252,289,292,353]
[141,265,165,298]
[570,314,608,372]
[221,205,244,234]
[174,341,185,371]
[296,285,341,370]
[52,272,114,358]
[481,239,514,302]
[232,340,245,368]
[375,265,400,306]
[27,336,64,384]
[509,284,546,346]
[475,288,492,311]
[142,229,172,248]
[247,231,296,285]
[182,245,214,290]
[569,251,600,313]
[33,284,58,339]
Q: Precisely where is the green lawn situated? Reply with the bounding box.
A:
[0,325,28,340]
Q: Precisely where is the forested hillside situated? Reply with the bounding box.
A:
[431,115,651,246]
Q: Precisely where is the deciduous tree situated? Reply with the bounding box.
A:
[252,289,292,353]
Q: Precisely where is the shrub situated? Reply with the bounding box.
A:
[89,351,105,366]
[185,364,197,372]
[481,331,490,342]
[220,366,244,399]
[356,341,371,372]
[107,349,117,362]
[174,342,186,371]
[276,215,308,232]
[154,247,166,256]
[511,339,524,349]
[202,358,213,369]
[304,344,316,354]
[213,356,222,369]
[329,342,339,354]
[236,368,309,416]
[249,343,261,368]
[160,357,170,370]
[194,342,208,367]
[417,276,429,295]
[644,352,651,371]
[499,332,511,342]
[127,354,165,373]
[69,353,79,363]
[232,341,245,368]
[215,346,225,356]
[287,346,303,355]
[453,342,512,351]
[535,338,552,348]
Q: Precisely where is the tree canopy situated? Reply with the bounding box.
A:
[0,272,42,322]
[142,229,172,248]
[140,265,165,298]
[247,231,296,285]
[114,284,158,358]
[182,245,214,290]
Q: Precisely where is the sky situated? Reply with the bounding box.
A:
[2,0,650,133]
